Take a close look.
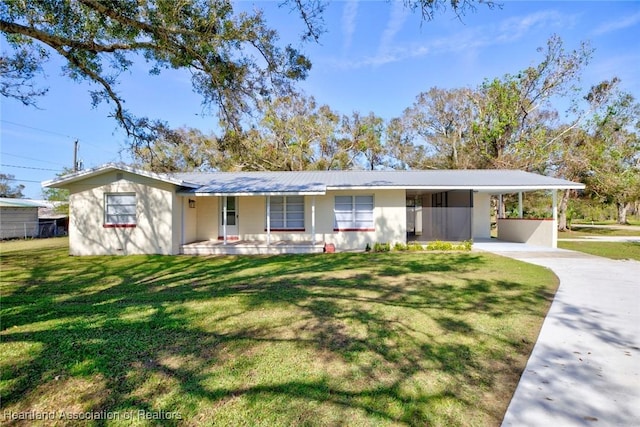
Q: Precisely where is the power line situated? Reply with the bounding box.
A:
[2,177,43,183]
[2,164,62,172]
[1,119,76,139]
[1,152,67,166]
[1,119,121,155]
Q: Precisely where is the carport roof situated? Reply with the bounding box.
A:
[43,163,585,195]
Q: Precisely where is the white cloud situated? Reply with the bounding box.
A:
[498,10,567,41]
[592,11,640,35]
[342,0,359,53]
[377,0,409,57]
[332,9,574,70]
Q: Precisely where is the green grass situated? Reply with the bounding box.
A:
[0,238,558,426]
[558,241,640,261]
[571,219,640,226]
[559,226,640,238]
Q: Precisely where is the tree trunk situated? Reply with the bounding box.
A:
[557,189,571,231]
[617,202,630,225]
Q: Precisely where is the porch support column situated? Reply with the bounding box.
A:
[552,190,558,248]
[498,194,503,219]
[311,196,316,245]
[518,192,523,219]
[180,197,185,247]
[266,195,271,246]
[223,196,228,245]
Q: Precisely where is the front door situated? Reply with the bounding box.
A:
[220,196,239,237]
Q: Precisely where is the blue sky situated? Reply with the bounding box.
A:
[1,0,639,198]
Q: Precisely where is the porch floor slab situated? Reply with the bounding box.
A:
[181,240,325,255]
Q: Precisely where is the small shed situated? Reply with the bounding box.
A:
[38,201,69,237]
[0,198,45,239]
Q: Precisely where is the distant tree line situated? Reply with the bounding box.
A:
[132,35,640,226]
[2,2,637,224]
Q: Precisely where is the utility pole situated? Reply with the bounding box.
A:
[73,140,78,172]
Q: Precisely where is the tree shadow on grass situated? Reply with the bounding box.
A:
[1,249,556,425]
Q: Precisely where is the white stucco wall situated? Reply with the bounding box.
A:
[67,171,179,255]
[497,218,556,247]
[472,192,491,239]
[183,197,197,246]
[240,196,268,237]
[195,197,218,240]
[241,195,322,243]
[318,189,407,250]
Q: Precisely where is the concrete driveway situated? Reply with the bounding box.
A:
[474,241,640,426]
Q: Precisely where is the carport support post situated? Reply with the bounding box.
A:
[498,194,503,219]
[552,190,558,248]
[223,196,228,245]
[266,195,271,246]
[518,192,523,218]
[311,196,316,245]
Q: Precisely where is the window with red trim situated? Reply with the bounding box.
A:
[267,196,304,230]
[105,193,137,226]
[334,195,374,231]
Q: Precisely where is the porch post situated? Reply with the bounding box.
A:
[518,192,523,218]
[311,195,316,245]
[181,197,185,247]
[223,196,228,245]
[498,194,503,219]
[266,195,271,246]
[552,190,558,248]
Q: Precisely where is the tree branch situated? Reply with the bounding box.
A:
[0,20,155,53]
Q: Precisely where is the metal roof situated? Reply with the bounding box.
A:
[174,171,327,195]
[174,169,585,195]
[0,198,46,208]
[42,163,200,189]
[42,164,585,195]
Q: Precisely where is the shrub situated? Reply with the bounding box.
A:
[393,242,407,251]
[373,242,390,252]
[425,240,472,251]
[426,241,453,251]
[407,242,424,251]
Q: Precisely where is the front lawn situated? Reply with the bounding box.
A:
[0,238,557,426]
[558,241,640,261]
[559,226,640,238]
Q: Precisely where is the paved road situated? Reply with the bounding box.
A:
[474,242,640,426]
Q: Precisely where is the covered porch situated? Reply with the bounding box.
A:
[179,192,327,255]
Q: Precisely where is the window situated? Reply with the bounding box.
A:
[105,193,137,227]
[334,195,374,231]
[267,196,305,230]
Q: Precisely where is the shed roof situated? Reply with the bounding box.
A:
[0,198,45,208]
